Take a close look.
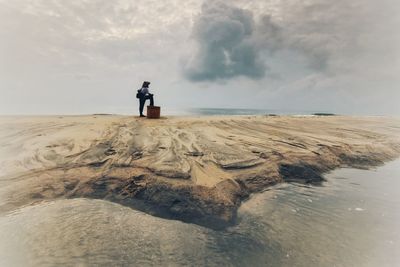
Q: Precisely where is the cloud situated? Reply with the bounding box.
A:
[184,0,400,83]
[183,1,266,81]
[182,0,336,82]
[0,0,200,73]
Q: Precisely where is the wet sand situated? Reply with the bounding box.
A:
[1,115,400,227]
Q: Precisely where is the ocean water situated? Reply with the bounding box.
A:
[162,107,331,116]
[0,160,399,266]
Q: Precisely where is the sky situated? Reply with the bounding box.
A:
[0,0,399,115]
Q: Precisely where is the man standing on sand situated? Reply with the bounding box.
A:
[137,81,154,117]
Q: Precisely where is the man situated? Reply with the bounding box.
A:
[137,81,154,117]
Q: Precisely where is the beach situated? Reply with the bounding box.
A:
[1,115,400,228]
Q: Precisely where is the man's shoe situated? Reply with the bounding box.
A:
[140,114,146,117]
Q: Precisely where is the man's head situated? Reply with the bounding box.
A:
[142,81,151,88]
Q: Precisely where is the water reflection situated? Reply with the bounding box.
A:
[0,160,399,266]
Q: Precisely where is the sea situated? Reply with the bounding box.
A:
[156,107,334,116]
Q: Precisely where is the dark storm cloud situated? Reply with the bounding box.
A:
[183,1,323,82]
[183,1,267,81]
[183,0,400,82]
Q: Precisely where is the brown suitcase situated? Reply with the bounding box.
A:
[147,106,160,119]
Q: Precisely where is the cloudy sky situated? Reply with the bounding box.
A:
[1,0,399,115]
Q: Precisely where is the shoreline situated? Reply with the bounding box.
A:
[1,115,400,228]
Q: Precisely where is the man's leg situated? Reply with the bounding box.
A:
[145,95,154,106]
[149,94,154,106]
[139,98,145,116]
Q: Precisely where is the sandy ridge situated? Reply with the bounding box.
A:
[1,115,400,228]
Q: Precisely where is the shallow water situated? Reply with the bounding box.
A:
[0,160,399,266]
